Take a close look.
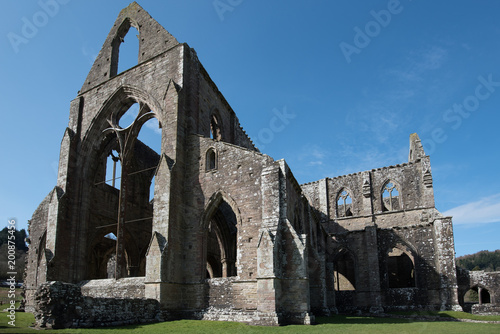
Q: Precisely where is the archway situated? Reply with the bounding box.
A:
[333,249,356,291]
[203,194,239,279]
[387,247,415,288]
[85,96,161,279]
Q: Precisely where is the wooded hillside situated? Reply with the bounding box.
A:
[457,250,500,272]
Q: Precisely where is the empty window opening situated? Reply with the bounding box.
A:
[334,250,356,291]
[111,21,140,76]
[210,114,222,141]
[88,107,161,280]
[105,150,121,189]
[136,117,161,203]
[137,116,162,154]
[337,189,353,217]
[206,200,237,278]
[119,102,140,129]
[149,175,155,202]
[387,248,415,288]
[206,148,217,171]
[382,181,400,212]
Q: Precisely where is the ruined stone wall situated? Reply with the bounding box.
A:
[24,190,53,312]
[43,42,187,287]
[457,270,500,314]
[468,271,500,304]
[187,136,274,282]
[34,281,160,329]
[300,149,460,313]
[377,224,442,310]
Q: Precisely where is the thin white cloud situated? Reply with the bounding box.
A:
[444,193,500,225]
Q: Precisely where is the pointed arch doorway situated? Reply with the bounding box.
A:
[202,193,239,279]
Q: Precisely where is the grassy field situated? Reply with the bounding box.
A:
[0,310,499,334]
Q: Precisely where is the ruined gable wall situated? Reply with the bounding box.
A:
[80,2,179,93]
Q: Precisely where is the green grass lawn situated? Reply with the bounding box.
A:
[0,311,499,334]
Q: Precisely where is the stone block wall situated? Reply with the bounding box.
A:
[34,281,160,329]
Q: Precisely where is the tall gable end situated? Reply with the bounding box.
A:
[81,2,179,93]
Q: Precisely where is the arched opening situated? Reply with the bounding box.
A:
[382,181,401,212]
[334,249,356,291]
[481,288,491,304]
[111,19,140,77]
[337,189,353,217]
[464,287,479,304]
[210,113,222,141]
[387,247,415,288]
[204,199,237,278]
[86,100,160,279]
[206,148,217,171]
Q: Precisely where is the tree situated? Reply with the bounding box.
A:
[0,227,29,281]
[0,227,29,251]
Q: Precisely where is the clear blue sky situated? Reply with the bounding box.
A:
[1,0,499,257]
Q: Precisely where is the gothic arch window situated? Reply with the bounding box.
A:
[382,181,401,212]
[88,99,160,280]
[210,113,222,141]
[387,247,415,288]
[333,249,356,291]
[111,18,140,77]
[206,148,217,171]
[337,188,353,217]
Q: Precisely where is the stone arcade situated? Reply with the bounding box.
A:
[24,3,496,328]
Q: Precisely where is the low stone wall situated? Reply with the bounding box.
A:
[34,281,160,329]
[472,304,500,316]
[79,277,146,298]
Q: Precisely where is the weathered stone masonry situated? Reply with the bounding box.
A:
[24,2,499,328]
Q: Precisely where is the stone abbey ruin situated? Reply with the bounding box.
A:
[25,2,499,328]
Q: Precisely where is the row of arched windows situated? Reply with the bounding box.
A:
[336,180,401,218]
